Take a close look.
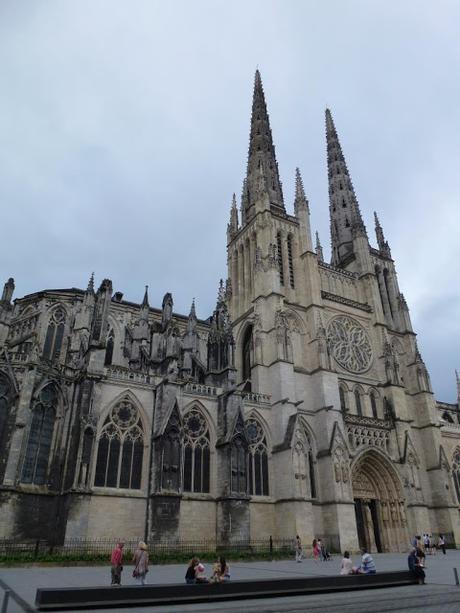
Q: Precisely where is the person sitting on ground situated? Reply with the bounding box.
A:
[340,551,355,575]
[185,557,199,584]
[194,561,208,583]
[408,547,425,585]
[357,547,376,574]
[211,556,230,582]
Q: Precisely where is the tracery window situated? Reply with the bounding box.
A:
[21,384,58,485]
[43,307,66,361]
[370,392,378,419]
[246,418,269,496]
[183,410,210,493]
[452,449,460,505]
[94,399,144,489]
[354,389,363,417]
[104,329,114,366]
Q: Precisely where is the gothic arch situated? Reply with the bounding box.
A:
[351,448,408,552]
[245,413,270,496]
[245,408,272,449]
[182,404,211,494]
[42,304,68,361]
[451,447,460,505]
[97,389,149,437]
[181,399,216,446]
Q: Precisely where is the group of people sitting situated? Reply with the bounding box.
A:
[185,556,230,584]
[340,548,376,575]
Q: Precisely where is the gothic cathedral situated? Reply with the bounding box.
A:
[0,71,459,552]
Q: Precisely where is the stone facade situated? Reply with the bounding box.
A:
[0,71,459,551]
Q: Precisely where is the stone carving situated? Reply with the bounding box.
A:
[327,315,372,373]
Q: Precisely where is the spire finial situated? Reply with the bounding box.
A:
[227,193,239,239]
[217,278,225,304]
[326,108,367,266]
[142,285,149,308]
[374,211,391,257]
[315,231,324,262]
[87,272,95,293]
[189,297,196,319]
[294,167,309,215]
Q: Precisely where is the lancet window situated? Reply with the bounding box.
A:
[339,385,348,413]
[43,307,66,361]
[242,325,253,385]
[21,384,58,485]
[277,231,284,286]
[452,449,460,505]
[94,398,144,489]
[370,391,378,419]
[183,410,210,493]
[246,418,269,496]
[104,329,114,366]
[230,418,248,494]
[354,389,363,417]
[287,235,295,289]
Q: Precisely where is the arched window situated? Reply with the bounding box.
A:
[246,418,269,496]
[452,449,460,504]
[242,325,253,386]
[339,386,348,412]
[21,384,58,485]
[354,389,363,417]
[277,231,284,286]
[43,307,66,361]
[183,410,210,493]
[370,392,378,419]
[287,235,295,289]
[94,398,144,489]
[104,329,114,366]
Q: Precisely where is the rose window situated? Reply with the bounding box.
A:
[327,315,372,373]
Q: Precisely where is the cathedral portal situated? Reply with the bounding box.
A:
[352,450,409,553]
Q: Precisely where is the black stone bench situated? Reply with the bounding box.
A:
[35,571,419,610]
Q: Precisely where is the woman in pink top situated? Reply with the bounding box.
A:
[312,538,321,562]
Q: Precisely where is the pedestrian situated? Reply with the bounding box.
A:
[295,535,303,563]
[411,535,417,548]
[357,547,376,574]
[312,538,321,562]
[408,547,425,584]
[438,534,446,555]
[423,533,430,554]
[185,557,199,584]
[110,541,124,586]
[340,551,354,575]
[132,541,149,586]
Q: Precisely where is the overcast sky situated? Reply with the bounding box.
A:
[0,1,458,401]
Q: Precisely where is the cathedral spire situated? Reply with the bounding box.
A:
[326,108,367,267]
[242,70,284,222]
[374,211,391,257]
[186,298,197,334]
[316,231,324,263]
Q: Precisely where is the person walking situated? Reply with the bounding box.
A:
[110,541,124,586]
[295,535,303,563]
[312,538,321,562]
[132,541,149,586]
[408,547,426,584]
[438,534,447,555]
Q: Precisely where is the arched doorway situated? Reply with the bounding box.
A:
[352,450,408,553]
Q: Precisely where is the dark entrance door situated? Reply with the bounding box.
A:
[354,498,367,550]
[369,499,383,553]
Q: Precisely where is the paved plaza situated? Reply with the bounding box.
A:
[1,551,460,612]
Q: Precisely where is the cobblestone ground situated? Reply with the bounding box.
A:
[1,551,460,612]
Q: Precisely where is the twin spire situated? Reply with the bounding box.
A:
[229,70,390,265]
